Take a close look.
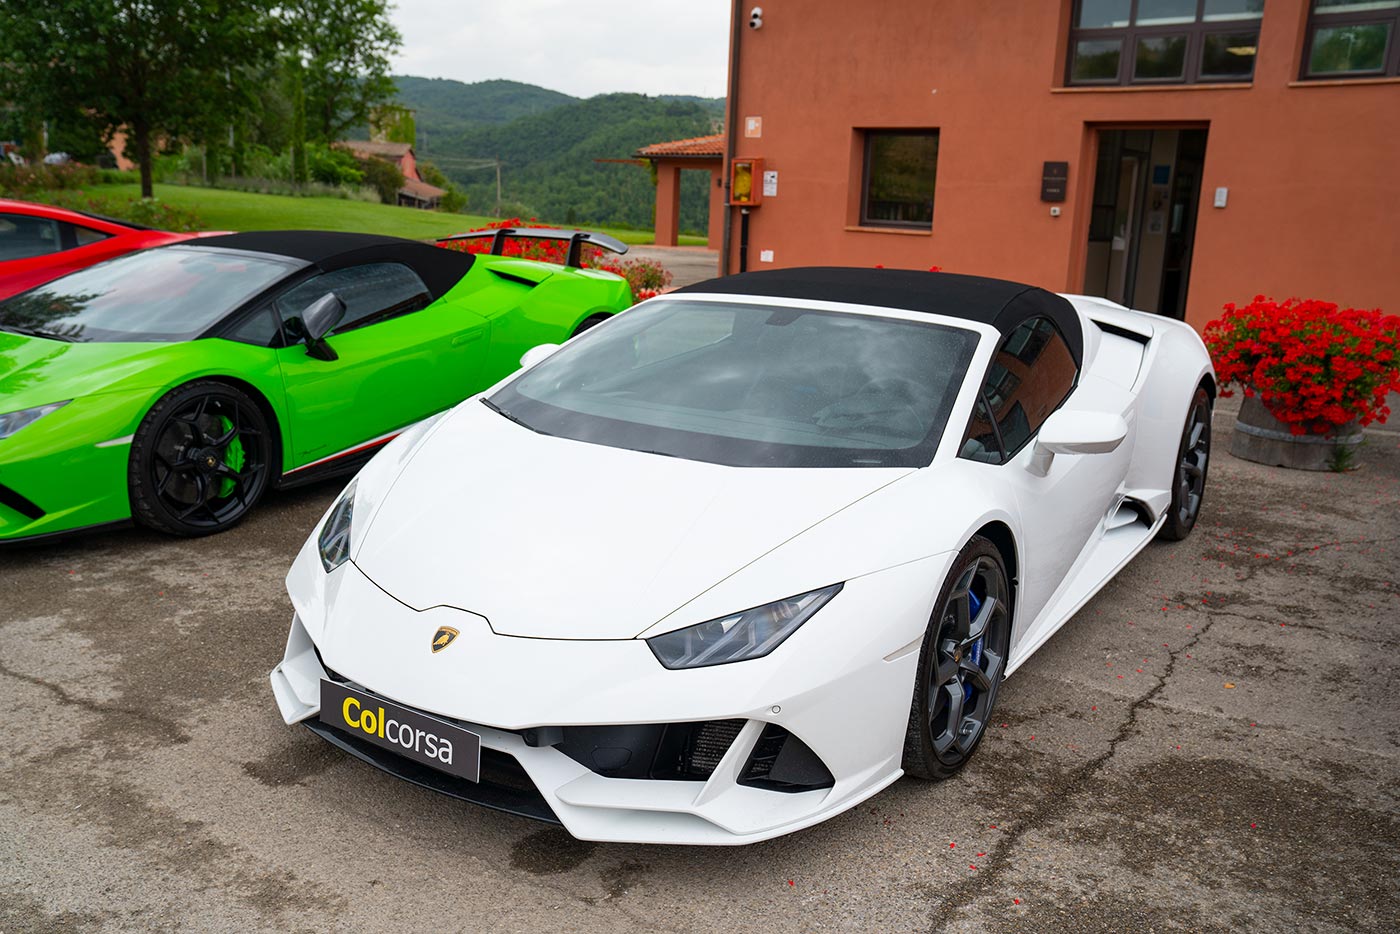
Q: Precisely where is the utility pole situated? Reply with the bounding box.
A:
[495,156,502,218]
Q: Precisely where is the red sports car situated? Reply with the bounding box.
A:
[0,198,211,300]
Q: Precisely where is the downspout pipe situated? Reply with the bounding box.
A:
[720,0,742,276]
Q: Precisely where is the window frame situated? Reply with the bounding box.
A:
[1300,1,1400,79]
[960,391,1009,464]
[858,129,940,231]
[1066,0,1266,86]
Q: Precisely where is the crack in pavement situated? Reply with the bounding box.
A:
[925,612,1221,931]
[0,660,189,745]
[1187,604,1400,646]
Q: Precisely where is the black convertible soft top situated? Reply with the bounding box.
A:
[192,230,475,300]
[677,267,1083,365]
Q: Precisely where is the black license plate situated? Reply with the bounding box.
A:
[320,680,481,782]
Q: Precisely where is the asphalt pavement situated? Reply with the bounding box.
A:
[1,398,1397,933]
[620,246,718,289]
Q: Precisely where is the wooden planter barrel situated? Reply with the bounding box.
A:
[1229,395,1363,471]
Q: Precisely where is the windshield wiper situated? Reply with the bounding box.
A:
[0,324,75,342]
[481,397,535,431]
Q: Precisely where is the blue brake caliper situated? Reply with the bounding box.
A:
[964,591,984,704]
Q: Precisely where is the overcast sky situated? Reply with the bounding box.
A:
[388,0,733,99]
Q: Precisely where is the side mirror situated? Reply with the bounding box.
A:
[1029,410,1127,476]
[302,292,346,361]
[519,343,561,369]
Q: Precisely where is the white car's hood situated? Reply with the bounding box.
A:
[352,401,911,639]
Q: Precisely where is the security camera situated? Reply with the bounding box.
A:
[749,6,763,29]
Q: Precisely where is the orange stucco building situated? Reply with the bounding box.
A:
[716,0,1400,331]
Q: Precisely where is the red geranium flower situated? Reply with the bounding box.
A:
[1204,297,1400,435]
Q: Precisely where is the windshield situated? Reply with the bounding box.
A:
[488,299,980,468]
[0,246,296,342]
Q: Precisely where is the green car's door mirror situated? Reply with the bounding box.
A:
[519,343,561,369]
[302,292,346,361]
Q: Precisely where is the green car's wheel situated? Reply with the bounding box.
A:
[129,381,272,537]
[573,313,611,336]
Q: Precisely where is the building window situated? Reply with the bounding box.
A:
[860,131,938,229]
[1302,1,1400,78]
[1067,0,1265,86]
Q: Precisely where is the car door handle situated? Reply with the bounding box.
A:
[452,330,485,346]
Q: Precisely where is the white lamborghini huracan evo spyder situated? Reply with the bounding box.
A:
[270,267,1214,844]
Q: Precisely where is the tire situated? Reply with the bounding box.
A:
[572,313,610,337]
[1157,384,1212,542]
[903,536,1012,781]
[129,381,273,537]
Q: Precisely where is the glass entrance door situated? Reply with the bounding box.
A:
[1082,127,1208,319]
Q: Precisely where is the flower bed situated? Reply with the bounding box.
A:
[1204,296,1400,436]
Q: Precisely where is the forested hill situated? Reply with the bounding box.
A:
[390,76,577,135]
[391,76,724,234]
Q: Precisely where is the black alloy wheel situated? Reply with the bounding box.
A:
[1158,384,1211,541]
[129,381,272,536]
[903,537,1011,780]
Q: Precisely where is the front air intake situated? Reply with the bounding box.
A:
[556,719,747,780]
[683,719,745,777]
[739,724,834,792]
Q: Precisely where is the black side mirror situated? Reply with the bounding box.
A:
[302,292,346,361]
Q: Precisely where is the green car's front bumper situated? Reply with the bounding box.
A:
[0,388,152,542]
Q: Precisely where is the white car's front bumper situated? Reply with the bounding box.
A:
[270,543,954,845]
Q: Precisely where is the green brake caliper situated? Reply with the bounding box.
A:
[217,415,245,498]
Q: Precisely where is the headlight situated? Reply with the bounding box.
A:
[646,583,843,669]
[318,480,356,572]
[0,401,69,440]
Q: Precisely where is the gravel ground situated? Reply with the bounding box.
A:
[1,398,1397,933]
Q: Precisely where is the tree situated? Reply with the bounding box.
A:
[360,157,403,204]
[290,63,309,185]
[0,0,279,197]
[417,160,449,189]
[282,0,401,142]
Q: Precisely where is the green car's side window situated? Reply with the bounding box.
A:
[224,306,281,348]
[276,263,432,339]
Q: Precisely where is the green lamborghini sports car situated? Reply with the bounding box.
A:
[0,228,633,543]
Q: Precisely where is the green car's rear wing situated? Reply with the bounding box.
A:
[437,228,629,269]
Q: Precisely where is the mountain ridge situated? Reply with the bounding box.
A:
[391,75,724,233]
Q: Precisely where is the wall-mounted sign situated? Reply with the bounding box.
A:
[762,170,778,198]
[730,158,764,206]
[745,116,763,138]
[1040,161,1069,202]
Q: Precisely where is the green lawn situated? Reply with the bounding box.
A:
[88,184,707,246]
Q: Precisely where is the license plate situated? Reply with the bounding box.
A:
[320,680,481,782]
